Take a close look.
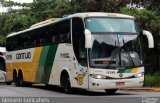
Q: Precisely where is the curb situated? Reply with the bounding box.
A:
[120,88,160,92]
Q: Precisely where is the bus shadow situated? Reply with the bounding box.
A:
[31,84,134,96]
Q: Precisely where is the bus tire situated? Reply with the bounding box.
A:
[61,72,72,94]
[15,76,21,86]
[13,70,19,86]
[6,82,12,85]
[25,82,32,87]
[105,89,117,95]
[16,71,24,87]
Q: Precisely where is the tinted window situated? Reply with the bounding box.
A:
[72,17,87,66]
[6,19,71,51]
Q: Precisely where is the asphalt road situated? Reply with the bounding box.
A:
[0,84,160,103]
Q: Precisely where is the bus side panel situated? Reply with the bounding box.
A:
[6,52,14,81]
[31,47,43,82]
[35,44,58,84]
[22,47,42,82]
[6,47,42,83]
[48,44,73,86]
[48,44,89,89]
[35,46,50,83]
[6,63,14,81]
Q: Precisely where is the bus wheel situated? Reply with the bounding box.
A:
[105,89,117,95]
[18,75,24,87]
[6,82,12,85]
[15,76,21,86]
[13,71,19,86]
[61,73,72,94]
[24,82,32,87]
[16,72,24,87]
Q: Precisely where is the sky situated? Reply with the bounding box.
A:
[0,0,33,12]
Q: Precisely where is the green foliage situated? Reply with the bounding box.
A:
[0,35,6,46]
[145,0,160,14]
[0,13,9,35]
[144,74,160,87]
[1,13,38,35]
[120,8,160,32]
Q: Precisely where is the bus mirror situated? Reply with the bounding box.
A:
[84,29,92,48]
[142,30,154,48]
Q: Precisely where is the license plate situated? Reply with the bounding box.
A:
[116,82,125,86]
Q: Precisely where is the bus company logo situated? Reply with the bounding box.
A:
[6,55,12,60]
[60,53,70,58]
[119,73,123,78]
[16,52,31,60]
[75,74,85,85]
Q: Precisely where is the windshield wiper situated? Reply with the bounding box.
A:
[107,41,118,69]
[117,35,122,66]
[108,36,122,69]
[122,39,135,68]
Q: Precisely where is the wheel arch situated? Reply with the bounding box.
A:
[60,68,71,86]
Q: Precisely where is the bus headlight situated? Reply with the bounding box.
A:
[90,74,106,79]
[134,73,144,78]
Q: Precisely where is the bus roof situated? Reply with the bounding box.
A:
[30,18,59,28]
[7,12,135,38]
[68,12,135,19]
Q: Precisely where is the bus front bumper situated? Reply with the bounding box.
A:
[89,76,144,90]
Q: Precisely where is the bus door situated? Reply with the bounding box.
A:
[72,17,89,89]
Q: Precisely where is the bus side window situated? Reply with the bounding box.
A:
[38,27,46,46]
[46,23,59,44]
[58,20,71,43]
[72,17,87,66]
[45,25,54,44]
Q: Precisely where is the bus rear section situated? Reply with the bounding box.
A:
[0,47,6,83]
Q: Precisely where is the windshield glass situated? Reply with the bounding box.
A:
[89,34,143,69]
[85,17,138,33]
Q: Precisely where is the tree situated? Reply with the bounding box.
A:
[120,8,160,73]
[2,13,37,34]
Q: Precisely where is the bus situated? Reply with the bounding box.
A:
[0,47,6,83]
[6,12,154,94]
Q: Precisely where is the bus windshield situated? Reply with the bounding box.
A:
[89,34,143,69]
[85,17,142,69]
[85,17,138,33]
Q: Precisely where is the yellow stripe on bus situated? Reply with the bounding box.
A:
[131,68,138,73]
[33,47,42,62]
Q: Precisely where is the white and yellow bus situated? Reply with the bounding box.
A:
[6,12,154,94]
